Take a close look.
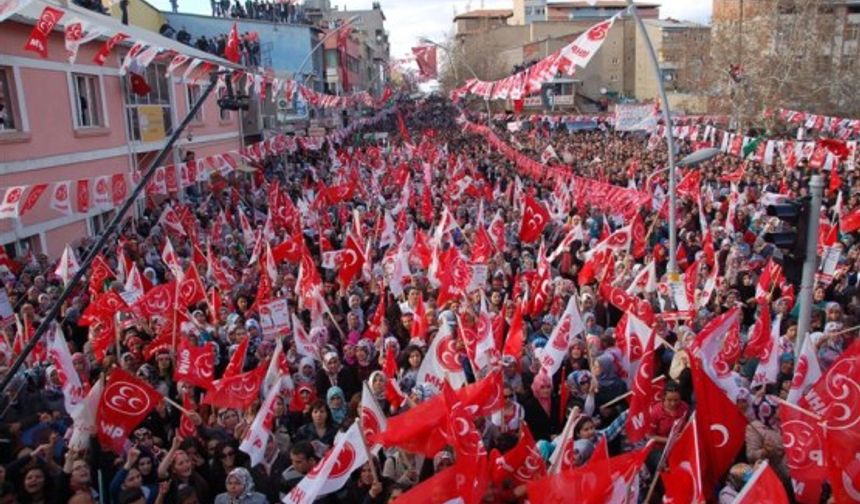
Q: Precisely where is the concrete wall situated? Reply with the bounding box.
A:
[0,20,241,259]
[163,13,320,76]
[107,0,165,32]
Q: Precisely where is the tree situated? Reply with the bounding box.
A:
[708,0,860,128]
[436,28,507,93]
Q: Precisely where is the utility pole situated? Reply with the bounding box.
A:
[795,175,824,358]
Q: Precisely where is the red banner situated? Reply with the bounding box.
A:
[23,6,64,58]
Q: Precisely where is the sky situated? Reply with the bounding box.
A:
[148,0,713,59]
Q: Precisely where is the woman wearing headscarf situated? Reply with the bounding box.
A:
[326,386,349,428]
[592,353,627,417]
[293,357,316,388]
[315,351,359,399]
[213,467,267,504]
[745,394,789,479]
[565,370,595,417]
[354,339,378,384]
[522,371,561,441]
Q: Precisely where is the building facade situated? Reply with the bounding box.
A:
[326,2,391,96]
[0,1,242,259]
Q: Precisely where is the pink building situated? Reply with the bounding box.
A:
[0,1,242,260]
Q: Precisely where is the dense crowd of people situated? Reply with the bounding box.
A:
[207,0,307,24]
[0,93,859,504]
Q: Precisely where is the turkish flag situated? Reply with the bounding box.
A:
[662,415,704,503]
[80,291,129,325]
[203,365,265,409]
[733,461,790,504]
[225,22,241,63]
[376,371,503,457]
[336,234,365,290]
[626,331,657,443]
[173,339,215,390]
[442,381,485,458]
[97,369,162,453]
[411,45,437,79]
[743,302,772,359]
[631,211,647,259]
[519,195,550,243]
[691,360,748,493]
[409,229,433,269]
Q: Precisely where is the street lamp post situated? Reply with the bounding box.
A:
[419,37,493,121]
[626,1,680,276]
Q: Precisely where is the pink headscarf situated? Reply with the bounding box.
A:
[531,371,552,415]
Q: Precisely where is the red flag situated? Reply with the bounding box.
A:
[442,381,485,457]
[778,401,824,504]
[411,45,438,79]
[743,303,772,359]
[376,371,503,457]
[471,225,495,263]
[204,366,265,409]
[223,336,249,379]
[396,110,410,142]
[631,211,647,259]
[491,425,546,485]
[519,195,550,243]
[88,254,115,298]
[733,461,789,504]
[24,6,64,58]
[18,184,48,216]
[626,332,657,443]
[97,369,162,453]
[133,282,176,318]
[337,234,365,290]
[178,394,198,438]
[336,25,352,91]
[174,340,215,390]
[662,415,704,504]
[225,22,241,63]
[691,360,748,493]
[398,454,488,504]
[93,32,129,65]
[177,264,206,307]
[502,302,525,360]
[410,294,428,342]
[842,207,860,234]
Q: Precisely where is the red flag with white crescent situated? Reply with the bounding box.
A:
[97,369,162,453]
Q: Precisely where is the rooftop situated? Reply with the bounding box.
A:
[547,1,660,8]
[644,18,709,29]
[454,9,514,20]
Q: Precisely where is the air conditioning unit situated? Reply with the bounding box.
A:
[277,98,290,110]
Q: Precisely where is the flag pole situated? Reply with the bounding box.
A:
[0,71,224,396]
[353,418,379,482]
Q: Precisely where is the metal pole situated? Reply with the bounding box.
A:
[294,16,360,86]
[795,175,824,358]
[627,1,679,275]
[420,38,493,121]
[0,72,221,396]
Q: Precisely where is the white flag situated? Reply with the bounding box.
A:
[49,181,73,215]
[240,379,281,467]
[359,382,387,455]
[788,332,822,404]
[46,325,86,416]
[0,186,26,219]
[284,423,369,504]
[69,378,103,451]
[539,296,585,376]
[121,263,145,305]
[417,324,466,395]
[55,244,80,286]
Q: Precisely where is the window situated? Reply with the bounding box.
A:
[186,84,203,122]
[6,235,42,259]
[123,62,172,143]
[72,73,104,128]
[90,209,115,236]
[0,66,20,132]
